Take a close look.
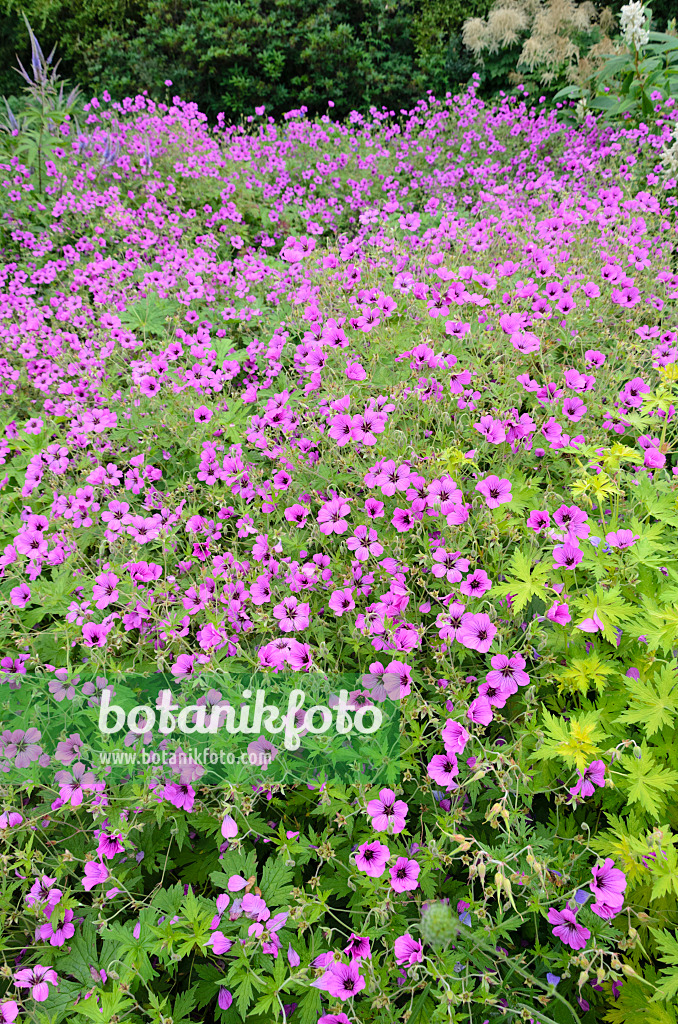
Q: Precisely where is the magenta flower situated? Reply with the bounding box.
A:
[355,840,390,877]
[459,569,492,598]
[547,601,571,625]
[83,861,109,891]
[10,583,31,608]
[526,509,550,533]
[0,1001,19,1023]
[97,831,124,859]
[312,960,366,1000]
[344,933,371,960]
[14,964,59,1001]
[218,988,233,1010]
[39,908,75,946]
[221,814,238,839]
[390,857,420,892]
[205,931,234,954]
[329,588,356,616]
[590,858,626,918]
[456,612,496,653]
[82,621,112,647]
[366,788,408,833]
[569,760,605,798]
[486,652,530,691]
[441,719,470,755]
[552,542,583,570]
[605,530,640,549]
[3,728,43,768]
[284,503,310,527]
[317,498,350,535]
[394,933,424,966]
[272,596,311,631]
[427,752,459,788]
[475,475,512,508]
[547,906,590,949]
[92,572,119,609]
[467,695,493,725]
[54,762,100,807]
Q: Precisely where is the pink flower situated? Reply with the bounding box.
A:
[547,601,571,625]
[13,965,58,1002]
[394,933,424,965]
[475,475,512,508]
[526,510,550,533]
[456,612,496,653]
[355,840,390,877]
[83,861,109,891]
[0,1001,19,1023]
[605,530,639,549]
[193,405,213,423]
[82,621,112,647]
[221,814,238,839]
[312,960,366,1000]
[576,609,604,633]
[552,542,583,570]
[427,752,458,788]
[10,583,31,608]
[547,907,590,949]
[390,857,420,892]
[460,569,492,598]
[590,858,626,919]
[467,695,493,725]
[569,760,605,798]
[344,934,371,960]
[366,789,408,833]
[92,572,119,609]
[38,908,75,947]
[329,588,356,616]
[486,652,529,690]
[205,931,234,954]
[441,719,470,755]
[318,498,350,535]
[346,361,367,380]
[272,596,310,631]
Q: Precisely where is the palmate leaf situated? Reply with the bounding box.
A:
[619,742,678,818]
[629,601,678,653]
[650,845,678,902]
[573,585,635,644]
[651,928,678,1004]
[557,653,617,695]
[617,662,678,737]
[530,708,606,772]
[119,295,178,336]
[493,549,550,614]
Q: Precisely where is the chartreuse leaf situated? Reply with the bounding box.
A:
[557,653,617,695]
[629,601,678,653]
[492,549,549,614]
[651,928,678,1004]
[617,662,678,737]
[618,743,678,819]
[530,709,606,772]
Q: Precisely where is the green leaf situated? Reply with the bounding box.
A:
[260,856,294,908]
[651,928,678,1003]
[118,296,178,336]
[492,549,549,614]
[617,662,678,737]
[619,743,678,818]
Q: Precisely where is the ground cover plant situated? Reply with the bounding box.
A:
[1,33,678,1024]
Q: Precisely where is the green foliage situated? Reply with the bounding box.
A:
[0,0,485,120]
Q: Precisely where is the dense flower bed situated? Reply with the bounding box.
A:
[1,83,678,1024]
